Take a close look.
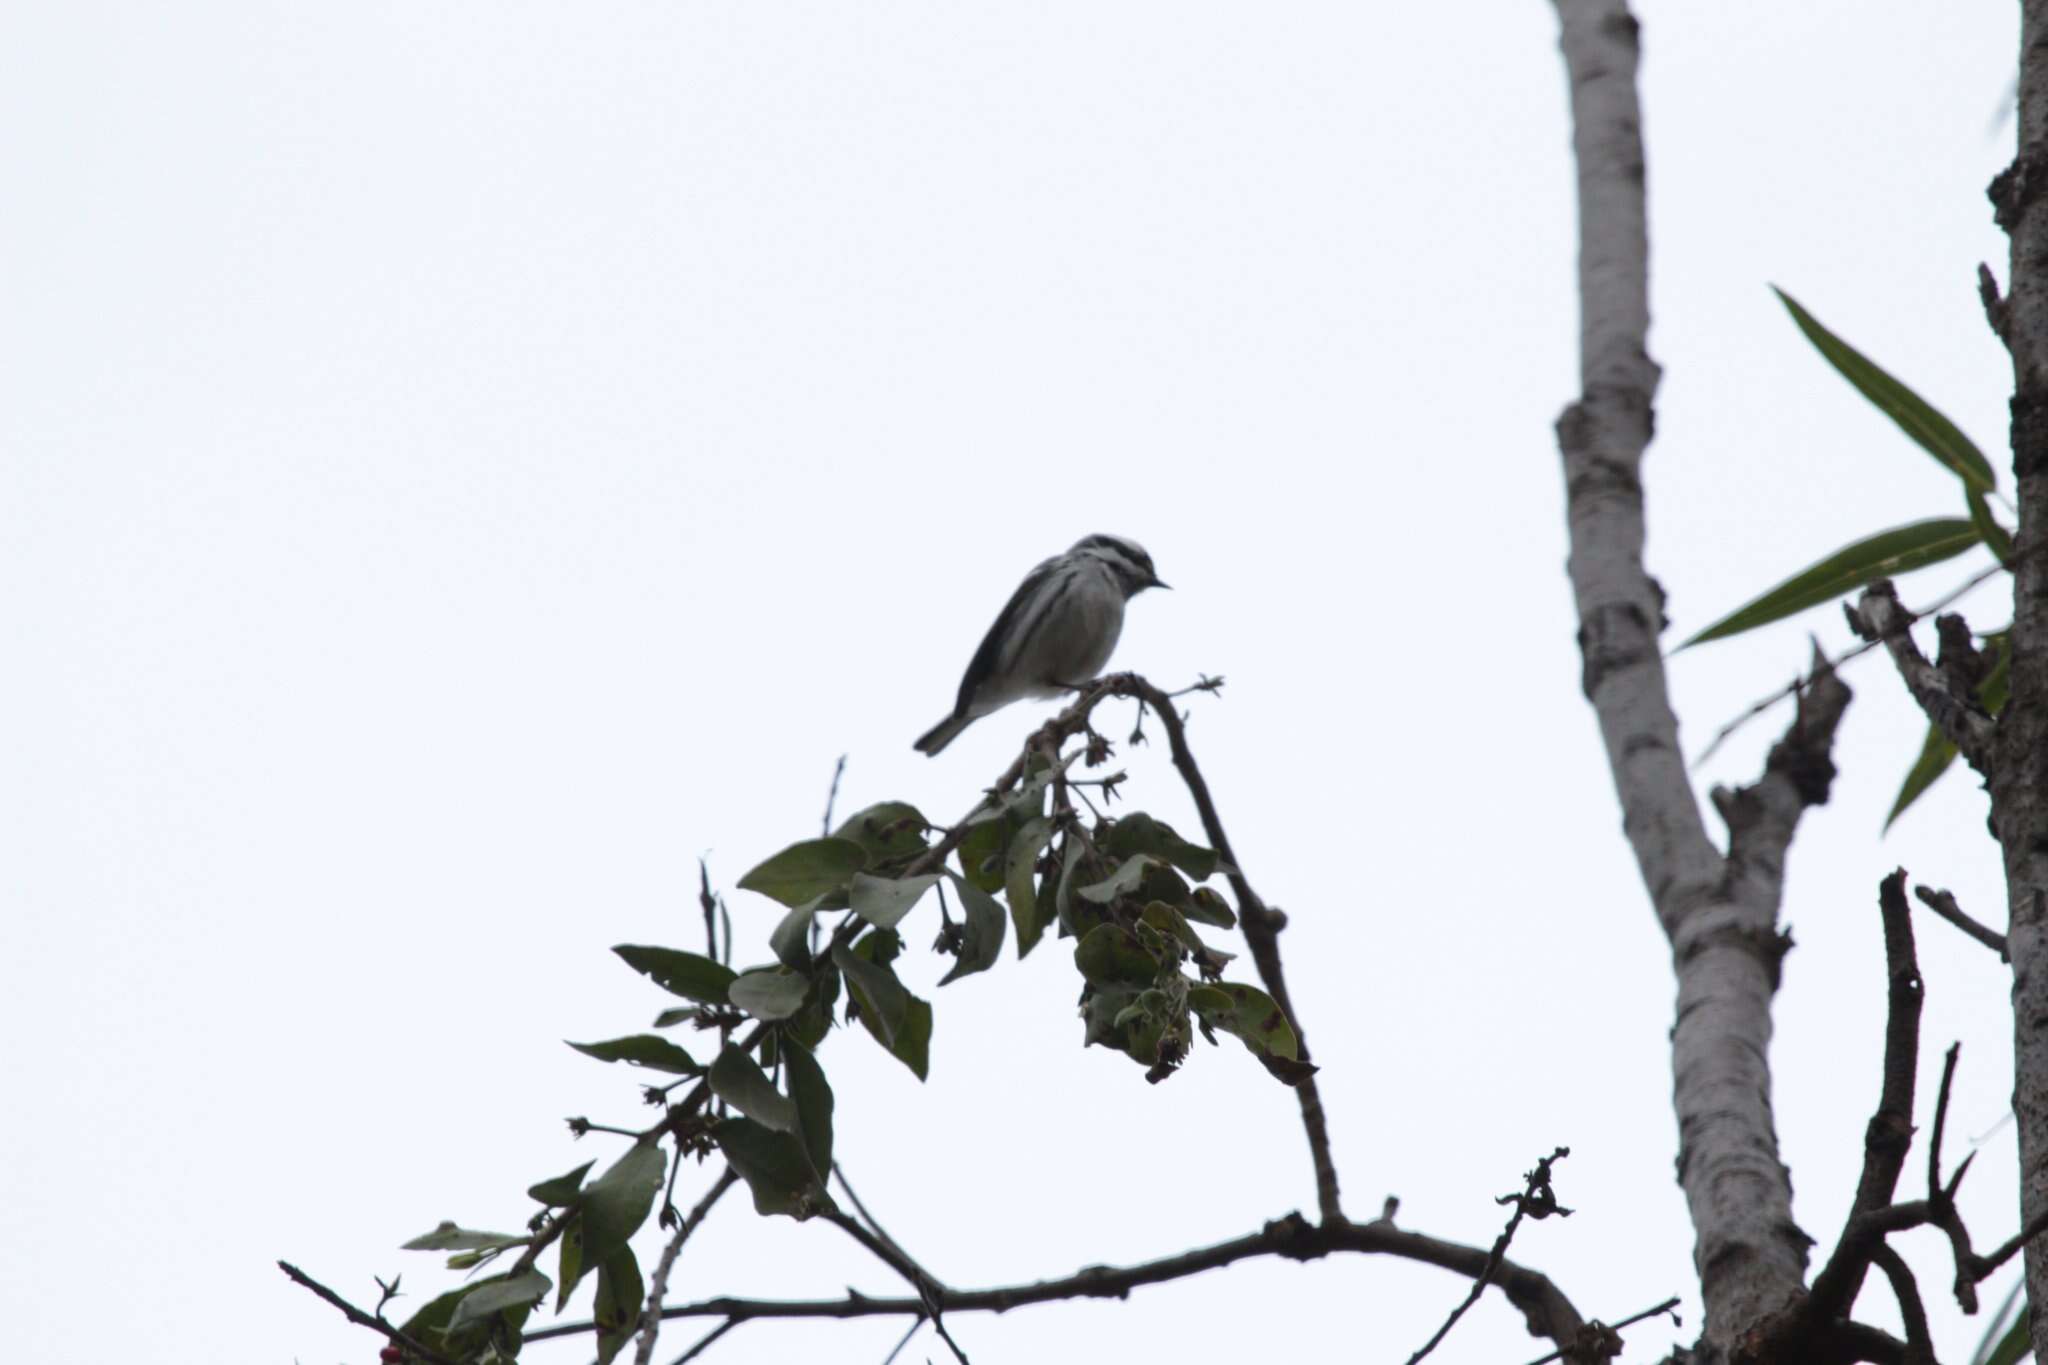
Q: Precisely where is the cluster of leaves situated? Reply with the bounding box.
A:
[1683,288,2015,826]
[379,750,1302,1361]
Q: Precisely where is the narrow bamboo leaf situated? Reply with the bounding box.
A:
[1982,1315,2028,1365]
[849,872,939,929]
[1774,287,1997,493]
[728,967,809,1021]
[611,946,735,1005]
[736,837,866,908]
[1005,817,1056,957]
[448,1270,551,1331]
[566,1035,700,1075]
[402,1223,529,1253]
[571,1141,666,1301]
[1884,724,1959,832]
[939,874,1006,984]
[527,1160,595,1208]
[592,1249,644,1365]
[782,1038,834,1179]
[709,1045,799,1132]
[714,1117,836,1218]
[1969,488,2017,568]
[1679,517,1980,649]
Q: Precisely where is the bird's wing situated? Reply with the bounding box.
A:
[952,555,1060,716]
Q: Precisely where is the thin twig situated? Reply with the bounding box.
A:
[634,1168,740,1365]
[1406,1149,1572,1364]
[277,1262,458,1365]
[822,754,848,836]
[699,860,720,965]
[665,1317,740,1365]
[1691,563,2003,767]
[1520,1296,1681,1365]
[879,1316,925,1365]
[1913,885,2008,960]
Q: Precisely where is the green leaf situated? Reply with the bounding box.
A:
[840,931,931,1079]
[834,937,908,1046]
[782,1038,834,1179]
[1182,885,1238,929]
[612,946,736,1006]
[1191,979,1315,1084]
[567,1035,701,1075]
[849,872,940,929]
[1982,1315,2029,1365]
[448,1269,551,1331]
[737,837,867,908]
[1102,813,1223,882]
[769,905,816,971]
[709,1045,799,1132]
[728,967,810,1021]
[714,1117,836,1218]
[1969,488,2016,568]
[401,1222,530,1252]
[1884,723,1958,832]
[1679,517,1981,648]
[1004,817,1057,957]
[556,1217,584,1310]
[592,1248,645,1365]
[833,801,931,868]
[527,1160,596,1207]
[954,812,1018,893]
[572,1141,666,1301]
[1884,634,2008,831]
[1774,287,1997,493]
[939,874,1007,984]
[1075,923,1164,987]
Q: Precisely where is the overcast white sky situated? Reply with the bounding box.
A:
[2,3,2031,1362]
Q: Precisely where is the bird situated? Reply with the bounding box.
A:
[914,534,1168,756]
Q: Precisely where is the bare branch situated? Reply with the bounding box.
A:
[1406,1149,1572,1364]
[1912,885,2008,960]
[821,754,848,836]
[1869,1245,1934,1365]
[1847,582,1996,772]
[1805,871,1924,1326]
[277,1261,458,1365]
[634,1168,740,1365]
[527,1212,1589,1356]
[665,1318,740,1365]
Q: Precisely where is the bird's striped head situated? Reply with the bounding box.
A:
[1071,534,1168,596]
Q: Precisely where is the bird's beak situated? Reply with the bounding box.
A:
[1150,577,1171,591]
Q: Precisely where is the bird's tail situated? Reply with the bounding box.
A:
[914,712,973,756]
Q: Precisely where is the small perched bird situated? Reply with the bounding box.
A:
[914,534,1168,756]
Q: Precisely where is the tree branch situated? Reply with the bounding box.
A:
[633,1168,739,1365]
[276,1261,458,1365]
[1846,582,1996,772]
[1804,871,1924,1326]
[526,1212,1592,1356]
[1549,1,1847,1343]
[1911,885,2009,960]
[1405,1149,1573,1364]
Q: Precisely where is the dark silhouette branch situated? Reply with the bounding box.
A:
[527,1212,1593,1356]
[276,1261,459,1365]
[1911,885,2008,960]
[1405,1149,1572,1364]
